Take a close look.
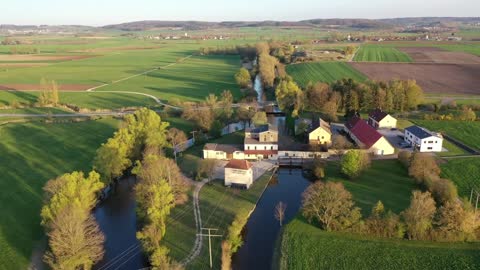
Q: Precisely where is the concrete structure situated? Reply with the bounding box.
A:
[224,159,254,189]
[244,124,279,160]
[345,117,395,155]
[308,118,332,146]
[404,125,443,152]
[368,109,397,129]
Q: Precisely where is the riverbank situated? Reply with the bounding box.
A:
[163,169,275,269]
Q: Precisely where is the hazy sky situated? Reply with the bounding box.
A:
[3,0,479,26]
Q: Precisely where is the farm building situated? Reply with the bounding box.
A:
[308,118,332,146]
[368,109,397,129]
[404,126,443,152]
[224,159,254,189]
[344,117,395,156]
[244,124,279,160]
[203,143,243,160]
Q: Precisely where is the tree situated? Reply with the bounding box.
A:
[408,153,440,185]
[435,200,479,241]
[340,150,371,179]
[256,42,270,55]
[345,45,355,55]
[219,90,234,121]
[458,107,477,121]
[182,103,215,131]
[197,159,217,181]
[322,100,338,122]
[252,111,268,126]
[274,202,287,226]
[404,80,424,109]
[167,128,188,163]
[38,78,60,106]
[431,178,458,205]
[331,135,351,155]
[258,53,278,88]
[305,82,330,112]
[44,209,104,270]
[302,181,361,231]
[402,191,436,240]
[235,68,251,88]
[365,201,404,239]
[398,150,412,168]
[275,79,304,117]
[237,103,257,126]
[41,171,104,227]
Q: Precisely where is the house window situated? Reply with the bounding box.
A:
[264,146,267,150]
[271,146,274,150]
[428,141,433,143]
[428,147,433,150]
[254,146,257,150]
[247,146,250,150]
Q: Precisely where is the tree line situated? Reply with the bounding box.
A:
[41,109,188,269]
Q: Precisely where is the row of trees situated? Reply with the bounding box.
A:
[423,106,477,121]
[256,42,284,88]
[302,181,480,242]
[198,45,257,60]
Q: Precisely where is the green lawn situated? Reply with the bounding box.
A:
[441,158,480,198]
[325,160,415,215]
[0,118,120,270]
[286,62,367,88]
[163,171,275,269]
[414,120,480,151]
[278,216,480,270]
[354,44,413,62]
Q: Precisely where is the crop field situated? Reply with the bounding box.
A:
[0,118,120,269]
[278,217,480,270]
[353,44,412,62]
[441,158,480,198]
[325,160,415,215]
[398,47,480,64]
[414,120,480,151]
[286,62,367,88]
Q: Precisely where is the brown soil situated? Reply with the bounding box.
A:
[398,47,480,64]
[349,62,480,95]
[0,84,98,91]
[0,54,97,62]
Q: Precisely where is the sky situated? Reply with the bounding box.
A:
[3,0,479,26]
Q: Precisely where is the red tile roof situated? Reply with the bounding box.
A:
[345,117,382,148]
[225,159,252,170]
[369,109,389,122]
[244,150,278,155]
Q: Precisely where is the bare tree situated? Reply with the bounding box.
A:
[167,128,188,163]
[275,201,287,226]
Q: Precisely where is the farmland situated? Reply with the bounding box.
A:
[278,217,480,270]
[353,44,412,62]
[0,118,120,269]
[441,158,480,198]
[286,62,367,87]
[414,120,480,151]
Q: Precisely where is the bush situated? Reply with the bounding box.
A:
[341,150,371,179]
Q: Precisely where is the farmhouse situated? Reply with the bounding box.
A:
[224,159,254,189]
[244,124,279,160]
[368,109,397,129]
[308,118,332,146]
[345,117,395,155]
[404,125,443,152]
[203,143,243,160]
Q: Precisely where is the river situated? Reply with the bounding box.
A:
[93,177,147,270]
[232,169,311,270]
[254,74,265,103]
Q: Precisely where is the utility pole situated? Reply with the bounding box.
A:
[190,130,198,143]
[198,228,222,268]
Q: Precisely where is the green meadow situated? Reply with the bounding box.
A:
[414,120,480,151]
[353,44,412,62]
[286,62,367,88]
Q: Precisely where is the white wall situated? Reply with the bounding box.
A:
[225,168,253,188]
[244,143,278,151]
[419,137,443,152]
[203,150,226,160]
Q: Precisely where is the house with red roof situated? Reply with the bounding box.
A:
[344,117,395,155]
[368,109,397,129]
[224,159,254,188]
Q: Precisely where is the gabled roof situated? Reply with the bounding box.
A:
[405,125,439,139]
[225,159,252,170]
[345,117,382,148]
[309,118,331,135]
[369,109,390,122]
[203,143,243,153]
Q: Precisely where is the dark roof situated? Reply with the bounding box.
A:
[369,109,389,122]
[245,124,278,134]
[203,143,242,153]
[405,125,436,139]
[225,159,252,170]
[345,117,382,148]
[309,118,331,134]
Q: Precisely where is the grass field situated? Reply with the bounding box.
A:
[286,62,367,88]
[163,170,274,269]
[353,44,413,62]
[278,216,480,270]
[441,158,480,198]
[325,160,415,215]
[414,120,480,151]
[0,118,120,270]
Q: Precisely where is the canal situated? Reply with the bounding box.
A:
[232,169,311,270]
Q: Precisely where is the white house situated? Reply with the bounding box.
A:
[368,109,397,129]
[244,125,278,160]
[203,144,243,160]
[404,126,443,152]
[224,159,254,189]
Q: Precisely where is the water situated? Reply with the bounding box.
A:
[232,169,311,270]
[93,177,147,270]
[253,74,264,103]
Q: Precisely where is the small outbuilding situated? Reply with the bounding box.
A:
[224,159,254,189]
[368,109,397,129]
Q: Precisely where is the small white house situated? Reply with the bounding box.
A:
[368,109,397,129]
[224,160,253,189]
[404,126,443,152]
